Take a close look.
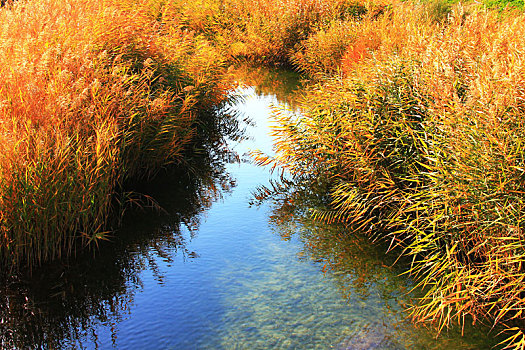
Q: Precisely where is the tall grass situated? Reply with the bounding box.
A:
[159,0,374,65]
[3,0,525,347]
[253,2,525,349]
[0,0,231,267]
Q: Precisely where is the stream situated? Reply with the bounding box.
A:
[0,66,502,349]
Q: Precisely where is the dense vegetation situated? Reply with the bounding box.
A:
[243,0,525,348]
[0,0,235,267]
[2,0,525,347]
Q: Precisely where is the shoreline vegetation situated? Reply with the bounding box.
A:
[0,0,236,268]
[252,2,525,349]
[1,0,525,348]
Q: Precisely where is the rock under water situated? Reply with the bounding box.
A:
[337,322,405,350]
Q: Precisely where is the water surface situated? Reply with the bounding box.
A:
[0,66,502,349]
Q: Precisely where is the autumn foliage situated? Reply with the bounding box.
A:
[0,0,231,266]
[2,0,525,348]
[251,1,525,349]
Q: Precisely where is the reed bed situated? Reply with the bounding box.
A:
[161,0,376,65]
[3,0,525,347]
[0,0,231,267]
[253,2,525,348]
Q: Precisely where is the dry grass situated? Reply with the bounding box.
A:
[253,2,525,349]
[3,0,525,347]
[159,0,374,65]
[0,0,230,267]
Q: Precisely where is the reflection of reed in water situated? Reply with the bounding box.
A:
[227,64,303,109]
[0,105,245,350]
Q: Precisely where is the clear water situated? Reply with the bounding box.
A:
[0,66,502,349]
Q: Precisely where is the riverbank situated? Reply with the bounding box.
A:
[0,0,235,267]
[0,65,504,350]
[2,0,525,347]
[250,2,525,349]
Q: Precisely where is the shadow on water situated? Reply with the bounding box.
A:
[0,99,244,349]
[271,205,505,349]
